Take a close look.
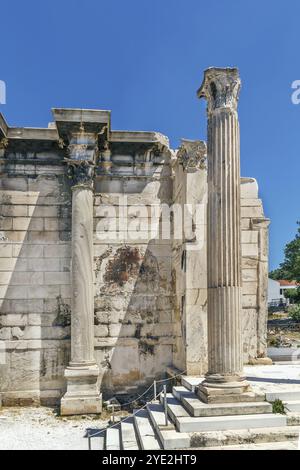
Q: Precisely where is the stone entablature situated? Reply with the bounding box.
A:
[0,100,269,409]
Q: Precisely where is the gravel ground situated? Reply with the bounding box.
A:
[0,407,108,450]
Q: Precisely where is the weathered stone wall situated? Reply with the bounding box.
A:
[92,159,176,396]
[172,162,269,374]
[0,151,72,405]
[0,139,269,405]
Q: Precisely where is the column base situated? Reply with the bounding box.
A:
[60,364,102,416]
[197,374,263,404]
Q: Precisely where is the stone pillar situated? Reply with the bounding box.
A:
[60,130,102,415]
[197,68,252,403]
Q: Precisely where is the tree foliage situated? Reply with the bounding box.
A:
[269,221,300,282]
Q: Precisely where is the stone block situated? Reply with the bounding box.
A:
[1,205,28,217]
[242,294,257,308]
[44,272,70,285]
[44,219,59,231]
[0,217,13,230]
[27,285,60,299]
[0,326,11,340]
[27,258,60,272]
[44,244,71,258]
[60,285,71,298]
[11,326,25,339]
[0,271,12,285]
[240,178,258,199]
[27,231,59,243]
[0,313,27,327]
[241,198,263,207]
[241,218,251,230]
[10,271,44,286]
[241,206,263,219]
[241,231,258,244]
[242,282,257,295]
[4,231,28,242]
[94,325,109,337]
[242,243,258,258]
[242,257,258,269]
[4,286,28,300]
[28,205,59,217]
[0,258,17,271]
[242,269,257,282]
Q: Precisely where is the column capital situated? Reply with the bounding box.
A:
[177,139,207,172]
[65,124,98,189]
[65,159,94,190]
[197,67,241,114]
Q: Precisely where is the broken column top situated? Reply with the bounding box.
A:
[197,67,241,113]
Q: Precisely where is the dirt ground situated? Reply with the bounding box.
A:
[0,406,109,450]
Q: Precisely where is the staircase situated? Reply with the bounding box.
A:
[94,377,300,450]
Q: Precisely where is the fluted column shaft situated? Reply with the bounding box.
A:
[70,186,95,366]
[206,107,243,378]
[197,68,250,400]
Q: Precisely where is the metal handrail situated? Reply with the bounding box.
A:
[86,369,186,449]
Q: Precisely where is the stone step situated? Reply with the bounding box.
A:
[86,429,105,450]
[181,391,272,417]
[284,400,300,413]
[159,393,190,422]
[175,413,287,433]
[98,436,105,450]
[196,441,299,450]
[287,412,300,426]
[105,427,120,450]
[181,376,203,392]
[147,403,190,449]
[172,385,192,401]
[189,425,300,448]
[120,418,139,450]
[133,409,161,450]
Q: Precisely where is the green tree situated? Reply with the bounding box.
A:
[269,221,300,282]
[284,288,300,303]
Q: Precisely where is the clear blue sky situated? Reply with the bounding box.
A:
[1,0,299,270]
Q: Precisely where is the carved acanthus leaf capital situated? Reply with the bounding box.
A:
[197,67,241,114]
[177,139,207,171]
[65,159,94,189]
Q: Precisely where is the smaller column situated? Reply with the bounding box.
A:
[100,142,112,173]
[60,128,101,415]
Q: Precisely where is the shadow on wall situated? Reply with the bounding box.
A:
[0,166,72,407]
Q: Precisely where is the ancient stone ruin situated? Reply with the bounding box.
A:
[0,67,269,414]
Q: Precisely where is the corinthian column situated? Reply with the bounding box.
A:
[60,127,102,415]
[197,68,251,403]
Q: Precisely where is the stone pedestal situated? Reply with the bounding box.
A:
[197,68,252,404]
[60,130,101,415]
